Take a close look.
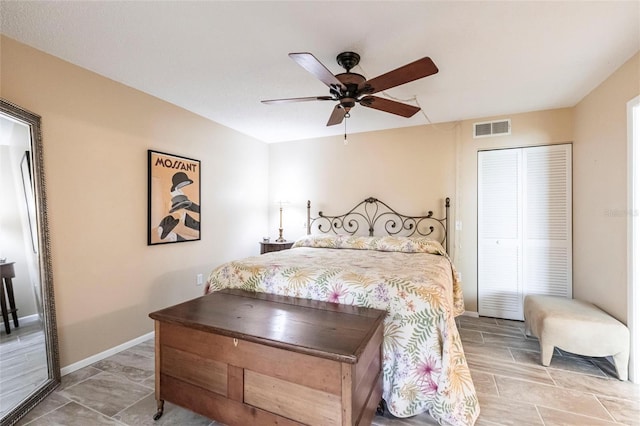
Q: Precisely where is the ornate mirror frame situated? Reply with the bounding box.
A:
[0,99,60,426]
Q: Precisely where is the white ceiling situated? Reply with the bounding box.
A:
[1,1,638,143]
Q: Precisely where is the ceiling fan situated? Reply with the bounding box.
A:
[262,52,438,126]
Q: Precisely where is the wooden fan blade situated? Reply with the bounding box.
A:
[359,96,420,118]
[289,53,347,91]
[326,105,346,126]
[359,57,438,95]
[262,96,333,104]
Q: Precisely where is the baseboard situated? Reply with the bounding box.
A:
[60,331,154,376]
[0,313,40,329]
[462,311,480,318]
[20,313,41,324]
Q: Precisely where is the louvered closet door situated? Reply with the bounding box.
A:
[478,149,523,320]
[523,145,572,298]
[478,144,572,320]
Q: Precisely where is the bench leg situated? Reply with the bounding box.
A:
[540,343,554,366]
[612,351,629,381]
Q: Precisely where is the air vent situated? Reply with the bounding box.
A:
[474,119,511,138]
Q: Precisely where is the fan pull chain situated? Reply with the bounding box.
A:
[344,119,347,145]
[344,113,350,145]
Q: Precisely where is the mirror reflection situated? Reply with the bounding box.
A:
[0,99,59,426]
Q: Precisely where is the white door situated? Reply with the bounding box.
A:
[522,145,572,299]
[478,144,572,320]
[478,149,523,320]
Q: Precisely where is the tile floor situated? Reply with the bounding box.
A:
[0,320,48,418]
[14,316,640,425]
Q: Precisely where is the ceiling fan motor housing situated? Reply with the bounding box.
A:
[334,72,366,100]
[334,52,366,104]
[339,98,356,112]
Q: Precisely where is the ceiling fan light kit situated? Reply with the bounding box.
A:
[262,51,439,127]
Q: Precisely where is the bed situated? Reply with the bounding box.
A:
[205,197,479,426]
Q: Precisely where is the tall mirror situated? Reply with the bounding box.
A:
[0,99,60,426]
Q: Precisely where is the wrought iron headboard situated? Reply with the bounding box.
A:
[306,197,451,254]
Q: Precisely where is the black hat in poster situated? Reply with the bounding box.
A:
[171,172,193,191]
[169,194,192,213]
[158,215,180,239]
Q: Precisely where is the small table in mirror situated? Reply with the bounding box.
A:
[0,261,19,334]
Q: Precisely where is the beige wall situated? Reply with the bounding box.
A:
[1,36,269,367]
[268,124,457,244]
[573,52,640,323]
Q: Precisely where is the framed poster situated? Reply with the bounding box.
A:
[148,150,201,245]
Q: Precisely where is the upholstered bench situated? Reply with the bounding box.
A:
[523,295,630,381]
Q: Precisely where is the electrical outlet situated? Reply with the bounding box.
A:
[455,220,462,230]
[196,273,204,286]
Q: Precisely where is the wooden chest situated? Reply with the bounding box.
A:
[149,289,385,425]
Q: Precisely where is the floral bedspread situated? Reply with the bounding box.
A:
[205,235,479,425]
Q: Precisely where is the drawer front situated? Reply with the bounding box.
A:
[161,346,227,396]
[244,370,341,425]
[160,374,303,426]
[159,322,342,394]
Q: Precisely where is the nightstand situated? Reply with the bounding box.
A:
[259,241,294,254]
